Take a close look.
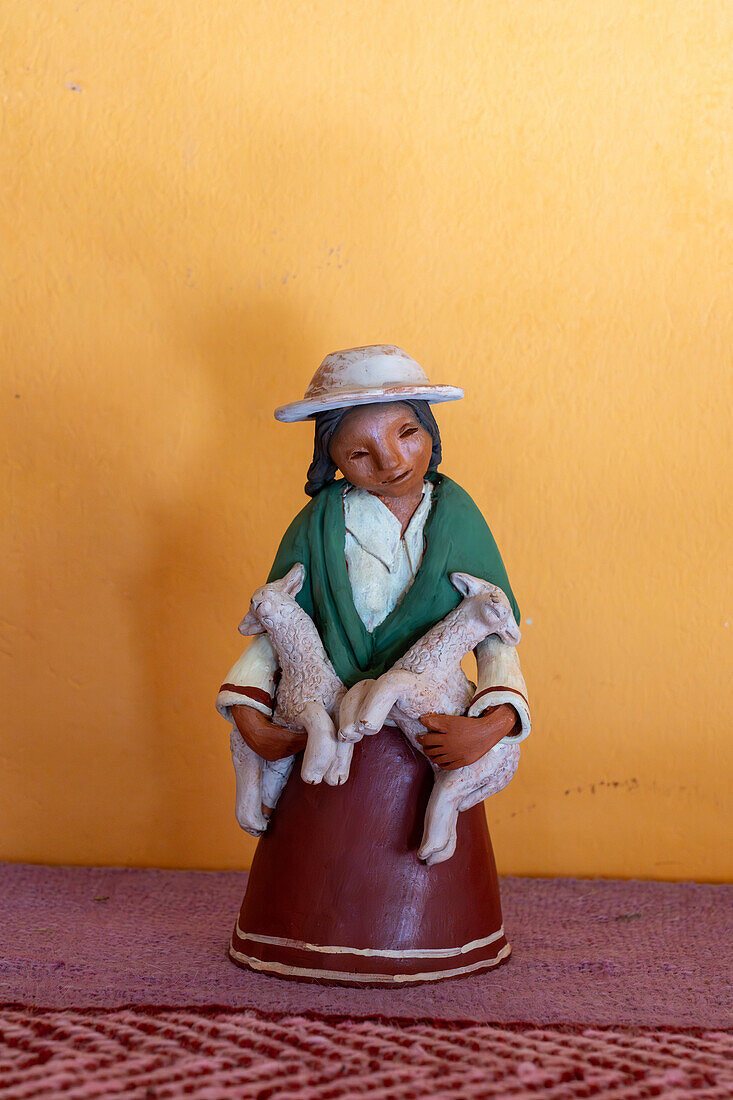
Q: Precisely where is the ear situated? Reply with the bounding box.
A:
[449,571,484,599]
[238,610,265,636]
[278,562,305,598]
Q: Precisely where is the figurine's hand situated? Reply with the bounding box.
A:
[231,704,307,762]
[417,704,519,770]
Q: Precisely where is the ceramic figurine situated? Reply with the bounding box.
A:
[216,345,531,984]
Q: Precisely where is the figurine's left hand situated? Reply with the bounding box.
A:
[417,704,519,770]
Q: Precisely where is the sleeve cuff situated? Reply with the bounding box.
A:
[216,683,274,721]
[467,686,531,744]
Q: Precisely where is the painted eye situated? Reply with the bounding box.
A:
[399,426,418,438]
[349,450,368,460]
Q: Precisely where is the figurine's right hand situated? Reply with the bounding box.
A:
[231,704,307,762]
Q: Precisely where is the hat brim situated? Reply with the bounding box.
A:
[274,384,464,423]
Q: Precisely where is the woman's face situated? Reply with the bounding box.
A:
[329,403,434,498]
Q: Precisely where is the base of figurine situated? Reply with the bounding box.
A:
[229,725,511,987]
[227,937,511,987]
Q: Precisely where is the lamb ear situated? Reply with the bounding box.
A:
[279,562,305,597]
[450,571,484,599]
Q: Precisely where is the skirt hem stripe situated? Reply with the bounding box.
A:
[229,940,512,984]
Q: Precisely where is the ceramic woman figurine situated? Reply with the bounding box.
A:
[217,346,530,984]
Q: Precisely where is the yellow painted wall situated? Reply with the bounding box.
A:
[2,2,731,880]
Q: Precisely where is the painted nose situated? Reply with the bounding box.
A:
[373,440,403,475]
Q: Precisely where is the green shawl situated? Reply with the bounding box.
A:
[267,474,519,688]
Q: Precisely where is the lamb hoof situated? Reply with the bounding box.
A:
[235,801,268,836]
[338,724,361,743]
[418,835,457,866]
[300,760,329,784]
[236,818,267,838]
[324,761,350,786]
[424,849,452,867]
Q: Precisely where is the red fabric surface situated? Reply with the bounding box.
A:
[1,1006,731,1099]
[2,864,731,1097]
[2,863,731,1028]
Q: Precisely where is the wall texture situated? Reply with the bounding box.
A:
[2,2,731,879]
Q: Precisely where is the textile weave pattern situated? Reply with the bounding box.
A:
[1,1006,730,1099]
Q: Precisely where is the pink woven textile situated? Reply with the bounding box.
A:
[2,863,731,1028]
[1,1006,731,1099]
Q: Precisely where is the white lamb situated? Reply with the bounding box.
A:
[229,563,352,837]
[338,573,522,866]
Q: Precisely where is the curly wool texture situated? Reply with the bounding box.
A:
[264,596,344,730]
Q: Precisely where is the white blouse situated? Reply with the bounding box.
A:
[343,480,434,632]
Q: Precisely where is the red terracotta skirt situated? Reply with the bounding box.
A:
[229,726,510,985]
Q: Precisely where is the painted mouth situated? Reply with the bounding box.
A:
[383,468,412,485]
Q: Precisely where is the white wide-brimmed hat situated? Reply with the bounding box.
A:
[274,345,464,423]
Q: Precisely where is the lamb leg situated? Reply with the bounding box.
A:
[354,670,417,735]
[261,755,296,812]
[323,739,354,786]
[418,771,462,865]
[230,727,269,836]
[299,702,339,784]
[337,679,373,742]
